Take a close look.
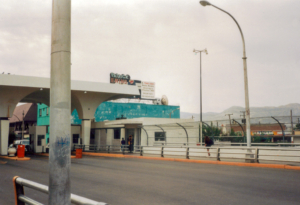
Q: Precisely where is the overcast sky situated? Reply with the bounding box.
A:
[1,0,300,114]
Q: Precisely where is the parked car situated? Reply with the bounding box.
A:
[12,139,32,154]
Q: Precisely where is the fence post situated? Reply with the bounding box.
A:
[161,147,164,157]
[186,147,189,159]
[140,146,143,156]
[255,148,259,163]
[108,145,110,153]
[13,176,25,205]
[216,148,220,161]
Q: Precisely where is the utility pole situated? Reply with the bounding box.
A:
[225,114,233,134]
[290,110,293,135]
[22,110,24,140]
[49,0,71,204]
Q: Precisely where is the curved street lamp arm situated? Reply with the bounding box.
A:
[12,114,21,122]
[232,119,245,137]
[209,4,246,57]
[271,116,285,142]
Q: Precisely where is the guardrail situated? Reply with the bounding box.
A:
[73,144,132,154]
[139,146,300,164]
[153,142,300,147]
[73,144,300,164]
[13,176,107,205]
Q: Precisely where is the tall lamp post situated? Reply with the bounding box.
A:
[199,1,251,147]
[193,48,208,145]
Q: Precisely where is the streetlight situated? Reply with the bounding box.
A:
[169,108,180,118]
[193,48,208,145]
[199,1,251,147]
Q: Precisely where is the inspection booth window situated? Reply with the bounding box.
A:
[39,109,42,117]
[155,132,166,141]
[37,135,44,146]
[46,107,49,116]
[73,134,79,144]
[114,129,121,139]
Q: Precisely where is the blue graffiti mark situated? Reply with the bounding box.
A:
[56,136,70,147]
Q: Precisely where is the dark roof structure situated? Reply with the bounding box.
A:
[9,103,37,123]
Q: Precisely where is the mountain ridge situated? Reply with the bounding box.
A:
[181,103,300,122]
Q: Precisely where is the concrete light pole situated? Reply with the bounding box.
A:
[22,110,24,140]
[199,0,251,147]
[193,48,208,145]
[49,0,71,204]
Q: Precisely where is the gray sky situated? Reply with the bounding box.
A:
[1,0,300,113]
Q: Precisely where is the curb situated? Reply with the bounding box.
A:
[0,156,30,161]
[80,152,300,170]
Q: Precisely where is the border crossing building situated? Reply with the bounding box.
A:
[0,74,197,155]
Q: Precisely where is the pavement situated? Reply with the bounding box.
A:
[0,155,30,161]
[1,155,300,205]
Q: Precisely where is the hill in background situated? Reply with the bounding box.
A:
[181,103,300,124]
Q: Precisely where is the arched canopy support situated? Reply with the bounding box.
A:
[271,116,285,142]
[140,127,149,146]
[176,123,188,144]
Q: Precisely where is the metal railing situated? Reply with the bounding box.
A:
[13,176,107,205]
[73,144,300,165]
[73,144,132,154]
[139,145,300,164]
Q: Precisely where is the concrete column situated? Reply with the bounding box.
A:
[81,119,91,145]
[134,128,138,146]
[49,0,71,204]
[121,128,125,142]
[95,129,101,147]
[0,119,9,155]
[100,129,107,146]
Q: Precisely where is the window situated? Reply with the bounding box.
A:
[39,109,42,117]
[46,107,49,116]
[155,132,165,141]
[73,134,79,144]
[47,138,49,144]
[114,129,121,139]
[37,135,44,146]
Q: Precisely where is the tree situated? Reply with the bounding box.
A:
[202,124,221,137]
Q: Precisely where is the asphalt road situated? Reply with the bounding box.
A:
[0,155,299,205]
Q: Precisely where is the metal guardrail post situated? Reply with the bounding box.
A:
[161,147,164,157]
[186,147,189,159]
[140,146,143,156]
[255,148,259,163]
[13,176,107,205]
[140,146,144,156]
[13,176,25,205]
[216,148,220,161]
